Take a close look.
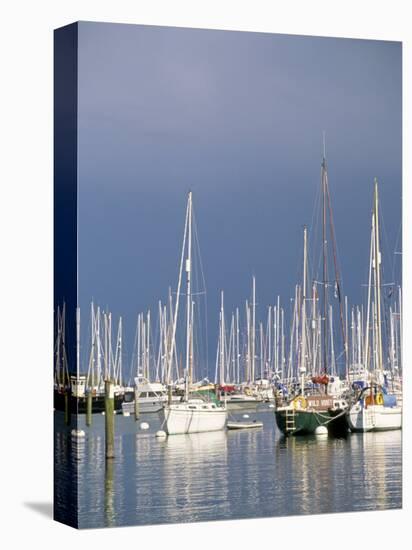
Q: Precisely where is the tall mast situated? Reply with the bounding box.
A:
[246,300,251,382]
[301,226,308,376]
[374,179,383,373]
[220,291,225,385]
[96,306,101,386]
[321,155,328,374]
[280,307,285,379]
[108,312,113,380]
[267,306,272,376]
[364,212,374,373]
[87,302,95,387]
[55,306,61,386]
[398,286,402,375]
[147,310,151,380]
[185,191,193,394]
[104,312,108,379]
[61,303,68,387]
[259,322,264,379]
[236,308,240,384]
[251,276,256,382]
[114,316,122,386]
[137,314,141,377]
[311,284,317,377]
[276,296,280,376]
[190,300,194,385]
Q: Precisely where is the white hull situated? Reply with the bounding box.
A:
[348,403,402,432]
[161,402,227,435]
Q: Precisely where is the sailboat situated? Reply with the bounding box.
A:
[275,153,349,436]
[347,180,402,432]
[160,192,227,435]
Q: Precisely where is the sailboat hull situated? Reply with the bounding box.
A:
[161,403,227,435]
[275,408,348,436]
[347,403,402,432]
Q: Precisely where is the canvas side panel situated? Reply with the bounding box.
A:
[53,22,79,529]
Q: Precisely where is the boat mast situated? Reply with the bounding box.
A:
[300,226,308,392]
[251,276,256,383]
[246,300,251,382]
[55,306,61,386]
[96,306,101,386]
[219,291,225,385]
[280,307,285,380]
[61,303,68,388]
[321,152,329,374]
[373,179,383,374]
[230,313,235,383]
[364,212,374,374]
[147,310,151,381]
[398,286,402,375]
[260,322,264,379]
[185,191,193,395]
[267,306,272,377]
[87,302,96,387]
[236,307,240,384]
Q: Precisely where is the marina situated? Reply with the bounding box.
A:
[54,174,403,439]
[51,22,403,530]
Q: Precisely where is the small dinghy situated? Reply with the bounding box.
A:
[227,421,263,430]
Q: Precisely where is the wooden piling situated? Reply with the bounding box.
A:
[86,391,92,427]
[134,386,140,420]
[167,385,172,405]
[105,380,115,459]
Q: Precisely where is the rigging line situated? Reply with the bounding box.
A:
[192,205,209,379]
[325,172,348,370]
[377,201,394,361]
[309,168,323,286]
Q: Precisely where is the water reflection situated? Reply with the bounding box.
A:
[54,410,402,528]
[105,458,115,527]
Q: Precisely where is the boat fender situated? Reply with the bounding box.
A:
[375,393,384,406]
[292,396,307,410]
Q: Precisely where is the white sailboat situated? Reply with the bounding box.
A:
[347,180,402,432]
[160,192,227,435]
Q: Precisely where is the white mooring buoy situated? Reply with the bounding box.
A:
[242,414,250,419]
[315,425,328,436]
[156,430,167,438]
[71,429,85,438]
[140,422,150,430]
[123,411,130,417]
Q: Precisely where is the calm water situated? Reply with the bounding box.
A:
[54,407,402,528]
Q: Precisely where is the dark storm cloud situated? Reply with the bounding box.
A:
[76,22,401,375]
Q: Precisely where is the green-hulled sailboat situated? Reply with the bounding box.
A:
[275,152,349,436]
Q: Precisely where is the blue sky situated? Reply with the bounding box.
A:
[76,22,401,378]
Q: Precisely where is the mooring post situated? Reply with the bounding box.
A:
[105,380,115,458]
[134,386,140,421]
[167,385,172,405]
[86,390,92,427]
